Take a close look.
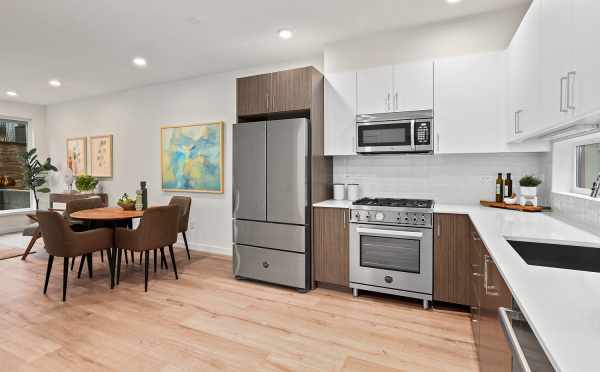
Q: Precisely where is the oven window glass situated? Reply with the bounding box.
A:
[360,235,420,273]
[357,122,411,147]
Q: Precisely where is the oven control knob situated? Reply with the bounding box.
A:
[401,214,410,223]
[375,212,384,221]
[384,276,393,284]
[411,214,418,224]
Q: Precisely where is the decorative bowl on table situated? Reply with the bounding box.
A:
[117,193,135,210]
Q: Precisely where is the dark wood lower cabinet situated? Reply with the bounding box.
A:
[313,207,349,287]
[471,224,513,372]
[434,213,471,305]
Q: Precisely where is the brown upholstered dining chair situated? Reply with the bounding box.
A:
[169,196,192,260]
[36,211,114,301]
[115,205,180,291]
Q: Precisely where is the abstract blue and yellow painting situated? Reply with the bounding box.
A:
[161,122,224,193]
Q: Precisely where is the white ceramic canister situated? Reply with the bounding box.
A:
[347,183,360,201]
[333,184,346,200]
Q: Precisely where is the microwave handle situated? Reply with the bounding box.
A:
[410,120,415,150]
[356,227,423,239]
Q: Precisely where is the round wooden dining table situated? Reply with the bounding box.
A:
[70,207,144,288]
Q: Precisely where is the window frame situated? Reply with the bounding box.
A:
[0,115,34,212]
[572,137,600,196]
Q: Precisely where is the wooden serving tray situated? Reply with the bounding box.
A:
[480,200,544,213]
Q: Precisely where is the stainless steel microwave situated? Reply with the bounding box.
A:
[355,110,434,154]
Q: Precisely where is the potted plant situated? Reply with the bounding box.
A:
[20,148,58,210]
[519,175,542,197]
[117,193,135,210]
[75,174,98,193]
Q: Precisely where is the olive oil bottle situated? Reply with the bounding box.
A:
[504,173,513,199]
[496,173,504,202]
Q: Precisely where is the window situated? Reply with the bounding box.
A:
[576,142,600,193]
[0,119,31,211]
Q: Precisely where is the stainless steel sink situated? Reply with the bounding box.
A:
[507,240,600,273]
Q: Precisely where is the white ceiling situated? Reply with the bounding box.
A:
[0,0,528,105]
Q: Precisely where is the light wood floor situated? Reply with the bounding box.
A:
[0,241,478,372]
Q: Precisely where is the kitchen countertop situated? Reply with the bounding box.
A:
[312,200,354,209]
[314,200,600,372]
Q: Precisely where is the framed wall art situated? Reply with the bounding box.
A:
[66,137,87,176]
[89,134,113,178]
[160,121,224,193]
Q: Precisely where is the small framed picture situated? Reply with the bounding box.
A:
[89,134,113,178]
[66,137,87,176]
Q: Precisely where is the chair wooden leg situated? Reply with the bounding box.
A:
[77,256,85,279]
[116,248,123,285]
[62,257,69,302]
[130,250,134,263]
[169,244,178,280]
[43,255,54,294]
[160,247,168,270]
[106,249,114,286]
[22,233,40,260]
[182,232,191,260]
[139,252,142,265]
[144,251,149,292]
[86,254,93,279]
[154,249,157,272]
[71,256,75,271]
[124,249,129,265]
[100,250,104,263]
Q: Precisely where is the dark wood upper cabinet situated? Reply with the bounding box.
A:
[236,73,271,117]
[313,207,349,287]
[271,67,312,113]
[433,213,471,305]
[237,67,316,118]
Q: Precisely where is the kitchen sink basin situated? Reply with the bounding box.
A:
[507,240,600,273]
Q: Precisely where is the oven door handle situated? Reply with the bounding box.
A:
[356,228,423,240]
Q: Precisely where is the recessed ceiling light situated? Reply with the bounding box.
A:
[446,0,463,3]
[278,29,293,40]
[6,91,18,97]
[132,57,148,68]
[49,79,62,87]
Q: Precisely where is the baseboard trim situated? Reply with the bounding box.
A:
[178,238,232,256]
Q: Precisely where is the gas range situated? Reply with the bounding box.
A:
[350,197,434,227]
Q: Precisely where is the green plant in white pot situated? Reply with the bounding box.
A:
[519,175,542,197]
[75,174,98,193]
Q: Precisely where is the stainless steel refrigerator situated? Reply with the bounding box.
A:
[233,118,310,291]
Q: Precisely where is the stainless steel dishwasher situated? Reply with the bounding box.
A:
[499,301,555,372]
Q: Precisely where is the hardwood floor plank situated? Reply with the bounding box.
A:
[0,243,479,372]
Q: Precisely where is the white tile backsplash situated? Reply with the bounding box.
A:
[552,192,600,229]
[333,153,551,205]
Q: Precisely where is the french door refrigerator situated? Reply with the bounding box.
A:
[233,118,310,291]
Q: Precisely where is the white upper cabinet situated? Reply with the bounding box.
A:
[356,65,393,114]
[324,71,357,156]
[539,0,574,128]
[570,0,600,118]
[508,0,542,139]
[393,61,434,112]
[435,52,509,154]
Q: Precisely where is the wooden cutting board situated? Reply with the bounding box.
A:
[480,200,544,212]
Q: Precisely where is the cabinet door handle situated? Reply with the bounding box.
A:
[484,255,499,296]
[567,71,576,110]
[560,76,569,113]
[514,110,523,134]
[266,94,269,112]
[394,92,398,111]
[387,93,391,112]
[436,223,440,237]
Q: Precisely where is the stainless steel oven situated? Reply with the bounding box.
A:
[355,110,433,154]
[349,221,433,308]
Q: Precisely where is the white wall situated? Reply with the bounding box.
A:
[323,4,528,73]
[45,57,322,255]
[0,99,47,233]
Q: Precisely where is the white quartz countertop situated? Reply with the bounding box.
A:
[314,200,600,371]
[312,200,354,209]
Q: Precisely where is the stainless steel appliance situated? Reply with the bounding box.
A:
[355,110,434,154]
[233,118,310,291]
[349,197,434,308]
[499,301,555,372]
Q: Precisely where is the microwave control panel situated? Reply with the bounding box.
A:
[414,121,431,146]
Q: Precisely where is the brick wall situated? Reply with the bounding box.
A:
[0,142,26,189]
